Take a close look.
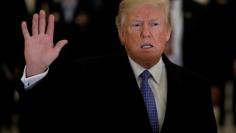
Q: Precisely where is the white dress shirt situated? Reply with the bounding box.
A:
[21,67,49,89]
[128,57,167,131]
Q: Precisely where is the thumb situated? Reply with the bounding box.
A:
[54,39,68,54]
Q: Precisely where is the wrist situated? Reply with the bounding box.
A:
[25,64,48,77]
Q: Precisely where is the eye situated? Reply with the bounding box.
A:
[131,23,141,27]
[151,22,159,27]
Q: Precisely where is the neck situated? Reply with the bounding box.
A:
[136,57,160,69]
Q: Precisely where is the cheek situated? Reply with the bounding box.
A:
[153,30,169,43]
[125,31,140,43]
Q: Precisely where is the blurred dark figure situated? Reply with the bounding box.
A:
[89,0,122,55]
[49,0,93,63]
[182,0,211,75]
[50,0,122,64]
[179,0,236,126]
[181,0,236,126]
[165,0,210,66]
[0,61,16,129]
[207,0,236,126]
[229,0,236,126]
[0,0,40,129]
[234,60,236,125]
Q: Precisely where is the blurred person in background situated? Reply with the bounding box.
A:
[165,0,210,67]
[0,55,17,131]
[49,0,92,62]
[207,0,236,127]
[166,0,236,128]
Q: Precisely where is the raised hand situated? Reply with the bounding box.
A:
[21,10,68,77]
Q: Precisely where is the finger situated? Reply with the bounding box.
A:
[54,40,68,54]
[46,14,54,37]
[21,21,30,39]
[32,13,39,35]
[39,10,46,34]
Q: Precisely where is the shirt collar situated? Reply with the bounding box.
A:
[128,56,164,84]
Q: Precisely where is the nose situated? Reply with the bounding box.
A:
[141,24,151,38]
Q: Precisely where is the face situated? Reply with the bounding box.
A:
[118,4,171,68]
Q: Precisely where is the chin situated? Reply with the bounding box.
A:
[139,55,160,67]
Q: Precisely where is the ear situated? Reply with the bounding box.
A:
[165,25,172,42]
[118,27,125,45]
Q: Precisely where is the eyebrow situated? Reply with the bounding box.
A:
[131,18,159,22]
[149,19,159,22]
[130,20,143,23]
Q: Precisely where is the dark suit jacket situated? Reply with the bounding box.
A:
[18,48,217,133]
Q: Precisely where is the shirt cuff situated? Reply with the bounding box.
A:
[21,67,49,89]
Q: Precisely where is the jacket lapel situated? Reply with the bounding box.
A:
[161,55,184,133]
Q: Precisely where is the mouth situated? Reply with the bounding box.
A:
[140,44,154,49]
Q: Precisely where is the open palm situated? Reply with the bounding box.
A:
[21,10,68,77]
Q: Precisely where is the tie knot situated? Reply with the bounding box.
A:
[140,70,151,80]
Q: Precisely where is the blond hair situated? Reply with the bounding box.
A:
[116,0,170,29]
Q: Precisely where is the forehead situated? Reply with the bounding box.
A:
[127,4,164,19]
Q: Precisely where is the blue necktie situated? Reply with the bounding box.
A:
[140,70,159,133]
